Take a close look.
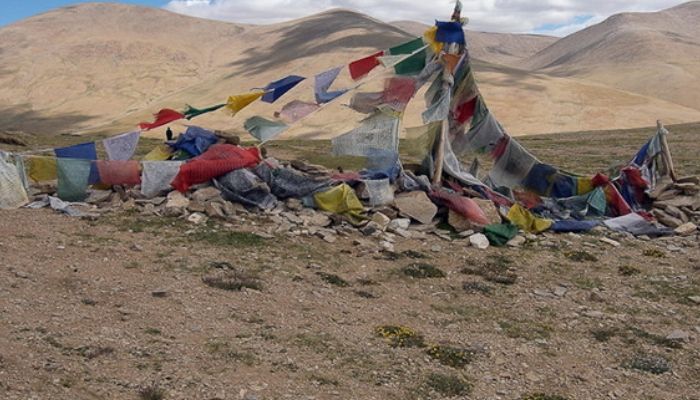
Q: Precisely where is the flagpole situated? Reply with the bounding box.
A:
[432,1,464,186]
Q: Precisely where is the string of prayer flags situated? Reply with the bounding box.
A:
[103,131,140,161]
[226,91,264,115]
[262,75,306,103]
[314,67,348,104]
[183,103,226,120]
[349,51,384,80]
[331,111,400,157]
[138,109,185,131]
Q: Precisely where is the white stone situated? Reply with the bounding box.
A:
[371,212,391,229]
[674,222,698,236]
[507,235,526,247]
[469,233,490,250]
[187,212,207,225]
[666,330,690,341]
[388,218,411,231]
[600,237,621,247]
[191,186,222,202]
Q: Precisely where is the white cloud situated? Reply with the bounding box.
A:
[163,0,690,36]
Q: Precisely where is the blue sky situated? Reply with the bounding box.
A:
[0,0,690,36]
[0,0,167,26]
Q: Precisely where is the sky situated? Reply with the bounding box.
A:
[0,0,691,36]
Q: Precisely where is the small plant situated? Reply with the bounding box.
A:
[202,270,262,291]
[402,263,446,279]
[316,272,350,287]
[521,394,569,400]
[624,353,671,374]
[643,248,665,258]
[144,328,162,336]
[424,373,472,396]
[75,346,114,360]
[618,265,641,276]
[354,290,377,299]
[591,327,619,342]
[427,345,475,368]
[564,250,598,262]
[375,325,425,348]
[139,383,166,400]
[499,320,553,340]
[403,250,428,259]
[463,281,494,294]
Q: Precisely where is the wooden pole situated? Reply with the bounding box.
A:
[657,120,678,182]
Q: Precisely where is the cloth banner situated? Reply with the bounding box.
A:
[139,109,185,131]
[453,111,506,155]
[96,160,141,186]
[143,144,173,161]
[422,88,451,124]
[393,49,427,76]
[244,116,288,142]
[56,158,92,202]
[171,145,261,192]
[315,67,348,103]
[0,153,28,209]
[423,26,443,54]
[171,126,219,157]
[401,122,441,163]
[216,169,277,210]
[103,131,140,161]
[349,92,384,114]
[183,103,226,120]
[262,75,306,103]
[226,91,265,115]
[54,142,99,184]
[382,77,417,112]
[331,112,400,157]
[489,138,538,189]
[141,161,183,198]
[507,203,552,233]
[349,51,384,80]
[25,156,57,182]
[278,101,320,124]
[483,223,519,246]
[254,162,331,200]
[313,183,365,224]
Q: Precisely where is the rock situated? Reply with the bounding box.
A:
[507,235,526,247]
[688,296,700,305]
[388,218,411,231]
[121,198,136,211]
[187,212,207,225]
[285,198,304,212]
[448,210,479,233]
[667,245,682,252]
[469,233,490,250]
[380,241,395,253]
[665,330,690,342]
[431,245,442,252]
[553,286,568,297]
[600,237,621,247]
[371,212,391,230]
[223,201,247,216]
[85,190,112,204]
[165,191,190,210]
[306,213,332,227]
[473,198,502,225]
[674,222,697,236]
[317,231,337,243]
[187,200,207,213]
[359,222,382,236]
[191,186,222,203]
[392,228,412,238]
[393,191,437,225]
[151,290,168,298]
[583,310,606,319]
[130,244,144,252]
[458,229,475,238]
[205,202,226,219]
[14,270,29,279]
[653,209,684,228]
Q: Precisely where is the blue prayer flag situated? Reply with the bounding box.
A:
[54,142,99,184]
[262,75,306,103]
[435,21,465,45]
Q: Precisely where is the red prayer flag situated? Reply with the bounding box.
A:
[96,160,142,186]
[382,77,417,112]
[454,97,478,124]
[171,144,261,192]
[138,109,185,131]
[349,51,384,81]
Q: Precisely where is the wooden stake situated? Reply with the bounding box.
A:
[657,120,678,182]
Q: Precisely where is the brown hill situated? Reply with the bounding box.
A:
[0,2,698,139]
[524,1,700,111]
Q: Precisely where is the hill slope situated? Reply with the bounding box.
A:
[0,3,699,139]
[524,1,700,111]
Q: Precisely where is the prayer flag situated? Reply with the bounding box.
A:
[25,156,57,182]
[278,101,319,124]
[315,67,348,104]
[54,142,99,184]
[226,91,264,115]
[56,158,91,202]
[244,116,288,142]
[96,160,141,186]
[349,51,384,80]
[183,103,226,120]
[435,21,466,45]
[138,109,185,131]
[262,75,305,103]
[103,131,140,161]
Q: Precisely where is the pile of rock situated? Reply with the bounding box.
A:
[651,176,699,235]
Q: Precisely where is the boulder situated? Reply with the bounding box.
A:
[371,212,391,230]
[473,199,502,225]
[393,191,437,225]
[191,186,222,203]
[469,233,490,250]
[674,222,697,236]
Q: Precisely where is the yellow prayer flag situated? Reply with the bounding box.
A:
[577,177,595,195]
[142,144,173,161]
[226,91,264,115]
[507,203,553,233]
[26,156,57,182]
[424,26,443,54]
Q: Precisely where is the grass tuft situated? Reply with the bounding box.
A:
[202,270,262,291]
[375,325,425,348]
[402,263,446,279]
[424,373,472,396]
[427,344,476,368]
[316,272,350,287]
[138,384,166,400]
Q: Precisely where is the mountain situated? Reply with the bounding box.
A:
[393,20,558,67]
[524,1,700,111]
[0,2,699,139]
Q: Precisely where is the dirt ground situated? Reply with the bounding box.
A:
[0,206,698,400]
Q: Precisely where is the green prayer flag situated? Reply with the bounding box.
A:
[483,223,519,247]
[183,103,227,120]
[393,49,427,75]
[57,158,92,202]
[389,37,425,55]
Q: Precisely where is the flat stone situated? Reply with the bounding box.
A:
[85,190,113,204]
[688,296,700,305]
[674,222,697,236]
[205,202,226,219]
[665,330,690,342]
[307,213,332,227]
[285,198,304,212]
[380,241,395,253]
[191,186,222,203]
[553,286,568,297]
[165,191,190,210]
[600,237,621,247]
[187,212,207,225]
[151,290,168,298]
[507,235,526,247]
[431,245,442,252]
[667,245,682,252]
[473,198,502,225]
[371,212,391,230]
[388,218,411,231]
[187,200,207,213]
[448,209,479,233]
[393,191,437,225]
[392,228,412,238]
[469,233,490,250]
[359,222,382,236]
